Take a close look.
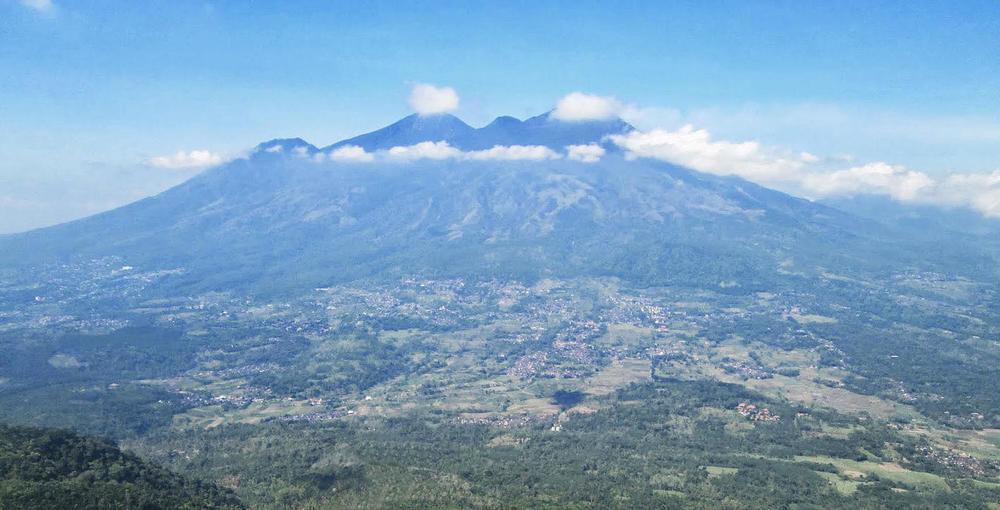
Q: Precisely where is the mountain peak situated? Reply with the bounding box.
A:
[324,113,473,152]
[254,138,318,155]
[464,111,633,151]
[484,115,522,128]
[404,112,470,126]
[321,111,634,153]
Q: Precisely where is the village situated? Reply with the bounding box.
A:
[1,257,997,437]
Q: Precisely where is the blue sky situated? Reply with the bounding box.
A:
[2,0,999,232]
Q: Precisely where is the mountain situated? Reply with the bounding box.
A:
[0,113,995,296]
[822,195,1000,241]
[3,114,1000,510]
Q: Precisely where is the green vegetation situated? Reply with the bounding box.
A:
[0,424,241,509]
[131,380,1000,509]
[0,271,997,508]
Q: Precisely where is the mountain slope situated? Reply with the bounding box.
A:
[822,195,1000,243]
[0,114,994,296]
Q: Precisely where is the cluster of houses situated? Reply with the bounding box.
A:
[455,413,551,429]
[507,352,549,379]
[735,402,780,422]
[721,359,774,380]
[915,445,994,477]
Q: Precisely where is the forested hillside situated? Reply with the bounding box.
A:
[0,424,241,509]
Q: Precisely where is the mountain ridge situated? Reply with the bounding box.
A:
[323,111,634,152]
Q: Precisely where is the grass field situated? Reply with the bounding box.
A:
[172,399,318,430]
[814,471,863,495]
[794,455,951,491]
[705,466,739,478]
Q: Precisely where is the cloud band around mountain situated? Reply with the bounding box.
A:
[607,126,1000,217]
[239,87,1000,218]
[309,142,566,164]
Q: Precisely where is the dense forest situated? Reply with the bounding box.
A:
[0,424,241,509]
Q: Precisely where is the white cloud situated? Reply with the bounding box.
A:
[408,83,460,115]
[551,92,624,122]
[19,0,53,12]
[608,122,1000,217]
[256,95,996,218]
[608,125,806,182]
[147,150,226,170]
[387,141,463,161]
[804,165,999,217]
[384,141,559,162]
[466,145,561,161]
[799,152,820,164]
[358,92,1000,218]
[566,144,606,163]
[638,102,1000,179]
[618,105,683,131]
[800,162,935,201]
[326,145,375,163]
[933,171,1000,217]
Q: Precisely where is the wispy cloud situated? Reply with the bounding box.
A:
[680,103,1000,147]
[619,102,1000,177]
[608,124,1000,217]
[19,0,54,12]
[147,150,226,170]
[408,83,460,115]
